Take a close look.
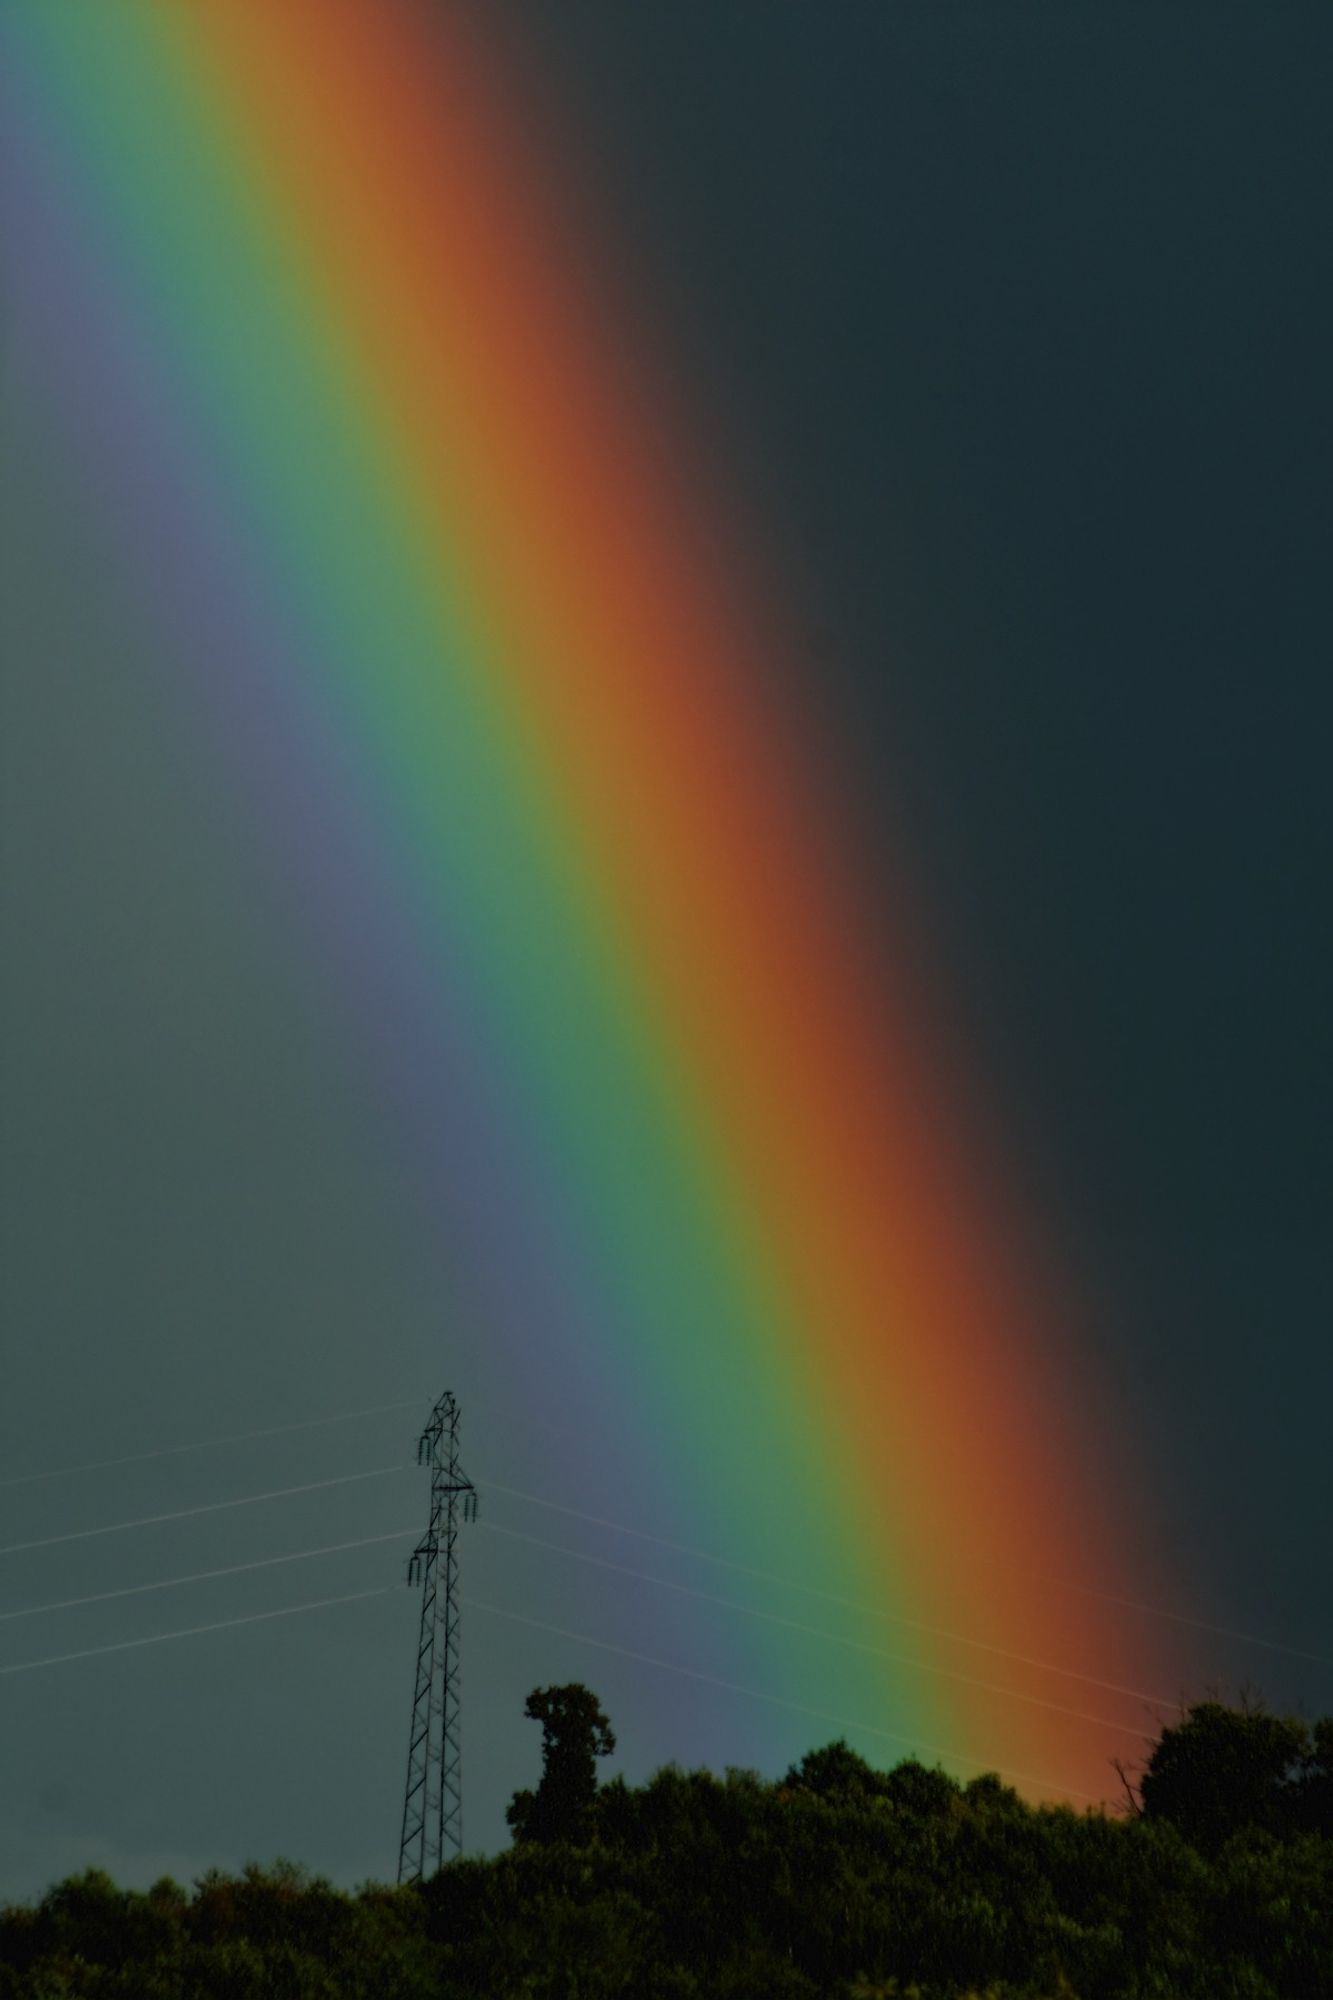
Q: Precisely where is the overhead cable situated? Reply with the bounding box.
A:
[0,1400,420,1491]
[0,1465,410,1559]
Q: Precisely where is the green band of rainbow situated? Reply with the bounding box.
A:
[1,0,1175,1797]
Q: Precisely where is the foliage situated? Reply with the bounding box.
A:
[506,1682,617,1848]
[2,1698,1330,1999]
[1137,1700,1317,1853]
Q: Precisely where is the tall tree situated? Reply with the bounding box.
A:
[506,1684,616,1847]
[1139,1699,1312,1851]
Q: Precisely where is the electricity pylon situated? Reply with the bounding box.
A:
[397,1391,477,1883]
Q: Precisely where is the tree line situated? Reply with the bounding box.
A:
[1,1688,1330,1997]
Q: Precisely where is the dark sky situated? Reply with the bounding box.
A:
[2,1,1330,1896]
[495,0,1333,1631]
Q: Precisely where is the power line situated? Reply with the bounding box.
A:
[3,1447,1324,1705]
[476,1476,1333,1676]
[0,1504,1160,1752]
[0,1400,421,1490]
[463,1597,1102,1806]
[0,1515,1155,1743]
[0,1412,1318,1813]
[4,1405,1328,1674]
[0,1587,394,1676]
[478,1513,1179,1709]
[0,1529,418,1624]
[0,1465,411,1559]
[1018,1573,1333,1673]
[0,1571,1101,1805]
[475,1521,1160,1740]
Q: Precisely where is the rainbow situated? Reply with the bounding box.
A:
[0,0,1176,1800]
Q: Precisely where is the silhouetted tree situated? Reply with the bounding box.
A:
[1139,1698,1311,1851]
[4,1697,1331,1998]
[783,1738,891,1804]
[506,1682,616,1846]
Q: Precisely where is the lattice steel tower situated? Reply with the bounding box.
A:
[397,1391,477,1882]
